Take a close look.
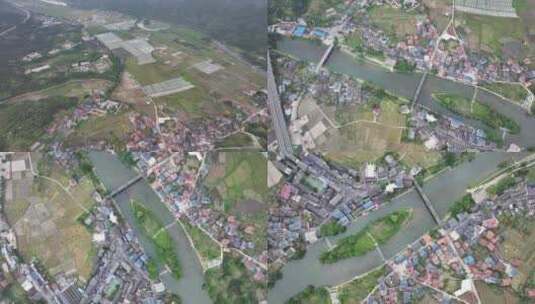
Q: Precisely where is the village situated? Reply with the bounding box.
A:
[0,152,173,303]
[269,0,535,111]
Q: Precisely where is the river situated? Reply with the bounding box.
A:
[276,38,535,148]
[87,151,212,304]
[268,152,526,303]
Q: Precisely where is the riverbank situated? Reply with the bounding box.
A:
[87,151,212,304]
[268,152,524,303]
[276,37,535,149]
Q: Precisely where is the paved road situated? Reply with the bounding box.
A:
[267,51,293,158]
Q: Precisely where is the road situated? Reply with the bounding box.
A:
[267,51,294,158]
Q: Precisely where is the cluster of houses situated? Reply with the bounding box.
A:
[379,172,535,303]
[126,147,267,281]
[407,109,499,152]
[270,0,535,87]
[0,153,170,303]
[268,151,418,263]
[365,270,456,304]
[46,91,120,140]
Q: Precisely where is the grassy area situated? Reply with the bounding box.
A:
[215,132,255,148]
[455,13,527,58]
[338,266,388,304]
[320,209,412,264]
[182,221,220,261]
[205,151,268,213]
[125,57,182,85]
[65,111,133,150]
[0,96,78,150]
[433,93,520,135]
[131,201,182,279]
[287,285,331,304]
[319,221,347,237]
[487,176,517,196]
[203,254,261,304]
[204,151,268,255]
[497,215,535,293]
[318,94,440,170]
[368,5,420,42]
[304,0,345,26]
[481,82,529,103]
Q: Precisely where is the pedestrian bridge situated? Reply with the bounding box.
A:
[410,72,428,110]
[315,44,335,73]
[106,175,143,199]
[413,181,442,225]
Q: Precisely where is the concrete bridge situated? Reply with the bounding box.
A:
[413,181,442,225]
[268,51,294,158]
[410,72,428,110]
[315,43,335,73]
[107,175,143,199]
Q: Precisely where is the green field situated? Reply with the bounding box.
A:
[320,209,412,264]
[487,176,517,196]
[131,201,182,279]
[319,221,347,237]
[182,221,220,262]
[65,111,133,150]
[456,12,527,58]
[338,266,388,304]
[287,285,331,304]
[204,151,268,255]
[125,58,183,86]
[481,82,529,103]
[433,93,520,136]
[215,132,255,149]
[317,96,440,170]
[205,151,268,213]
[367,5,421,42]
[203,254,261,303]
[0,97,77,150]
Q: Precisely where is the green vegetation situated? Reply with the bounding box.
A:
[216,132,255,149]
[286,285,331,304]
[487,176,517,196]
[203,254,260,304]
[367,5,419,43]
[303,0,344,27]
[118,151,137,167]
[394,58,416,72]
[182,221,220,261]
[0,280,31,303]
[338,266,387,304]
[320,209,412,264]
[146,258,159,280]
[457,13,526,58]
[433,93,520,140]
[132,201,182,279]
[0,97,77,150]
[269,0,312,22]
[449,195,475,218]
[206,151,267,213]
[481,82,528,103]
[244,121,268,149]
[513,0,528,12]
[319,221,347,237]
